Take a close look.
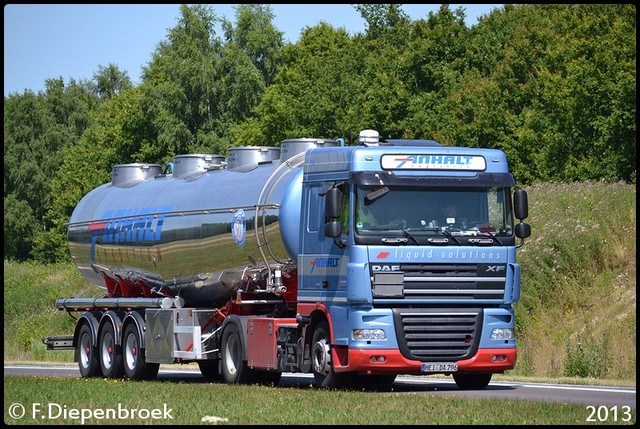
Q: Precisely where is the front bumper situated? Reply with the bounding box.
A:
[332,347,517,375]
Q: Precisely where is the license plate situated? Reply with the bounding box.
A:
[421,362,458,373]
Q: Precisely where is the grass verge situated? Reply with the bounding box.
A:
[4,376,636,425]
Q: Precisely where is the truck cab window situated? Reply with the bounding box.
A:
[355,186,515,243]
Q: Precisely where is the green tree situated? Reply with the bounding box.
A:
[140,4,284,155]
[232,22,361,145]
[355,3,409,42]
[221,4,283,87]
[213,4,284,151]
[531,4,636,182]
[461,4,636,184]
[4,79,99,261]
[4,194,37,260]
[141,4,220,155]
[40,87,152,261]
[92,63,133,101]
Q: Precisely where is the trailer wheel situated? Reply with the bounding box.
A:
[220,323,253,384]
[123,323,159,380]
[99,322,124,378]
[77,323,100,377]
[311,321,351,388]
[198,361,222,382]
[453,373,492,390]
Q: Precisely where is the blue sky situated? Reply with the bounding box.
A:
[4,4,500,97]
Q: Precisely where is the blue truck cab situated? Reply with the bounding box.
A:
[295,130,530,389]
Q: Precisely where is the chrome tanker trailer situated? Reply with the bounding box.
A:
[65,137,343,308]
[45,130,530,390]
[46,136,341,381]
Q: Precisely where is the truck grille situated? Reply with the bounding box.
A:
[393,308,482,361]
[372,263,507,301]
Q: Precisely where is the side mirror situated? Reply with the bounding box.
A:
[514,189,528,220]
[515,222,531,239]
[325,187,342,219]
[324,221,342,238]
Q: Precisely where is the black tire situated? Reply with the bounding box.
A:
[453,373,492,390]
[122,323,159,380]
[198,360,222,382]
[353,374,397,387]
[311,321,352,388]
[220,323,254,384]
[99,322,124,378]
[77,323,100,378]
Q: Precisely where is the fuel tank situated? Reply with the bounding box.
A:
[67,138,339,307]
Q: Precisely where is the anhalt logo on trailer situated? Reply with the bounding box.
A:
[86,207,173,264]
[381,154,487,171]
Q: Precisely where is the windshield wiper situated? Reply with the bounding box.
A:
[418,226,460,245]
[376,228,420,245]
[401,228,420,244]
[438,228,461,244]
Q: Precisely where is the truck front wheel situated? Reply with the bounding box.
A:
[453,373,492,390]
[220,323,254,384]
[122,323,159,380]
[353,374,397,386]
[99,322,124,378]
[77,323,100,377]
[311,321,351,389]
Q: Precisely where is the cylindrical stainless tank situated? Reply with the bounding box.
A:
[68,153,305,307]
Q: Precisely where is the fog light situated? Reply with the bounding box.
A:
[370,355,388,364]
[353,329,386,340]
[490,328,514,340]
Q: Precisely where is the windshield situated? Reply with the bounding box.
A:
[354,186,514,245]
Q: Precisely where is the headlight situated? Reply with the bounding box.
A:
[353,329,386,340]
[491,328,515,340]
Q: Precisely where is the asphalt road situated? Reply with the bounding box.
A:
[4,363,635,409]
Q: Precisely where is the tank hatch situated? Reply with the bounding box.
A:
[172,154,226,178]
[226,146,281,169]
[280,138,340,162]
[111,163,162,187]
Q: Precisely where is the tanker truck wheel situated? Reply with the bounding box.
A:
[453,373,492,390]
[352,373,397,386]
[99,322,124,378]
[198,361,222,382]
[220,323,254,384]
[122,323,159,380]
[311,321,351,389]
[77,323,100,377]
